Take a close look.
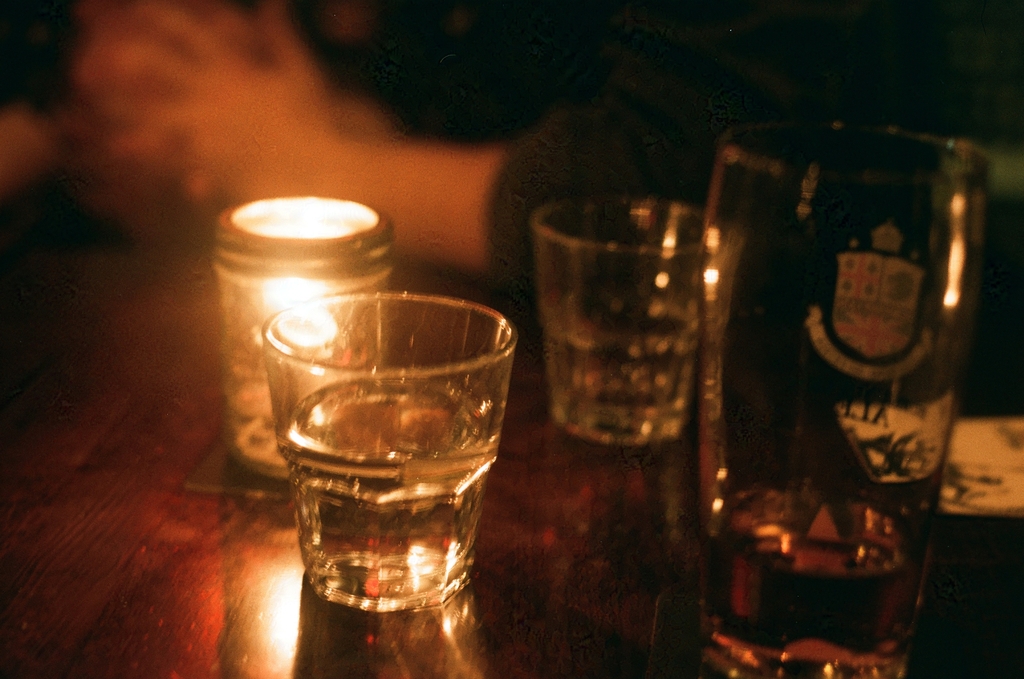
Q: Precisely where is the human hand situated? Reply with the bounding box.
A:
[63,0,395,228]
[0,103,58,205]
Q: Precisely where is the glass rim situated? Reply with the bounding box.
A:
[215,196,394,272]
[263,291,518,378]
[529,196,705,256]
[716,121,988,180]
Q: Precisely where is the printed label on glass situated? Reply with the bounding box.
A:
[806,219,931,382]
[835,391,952,483]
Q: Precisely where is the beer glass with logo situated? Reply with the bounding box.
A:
[697,124,986,679]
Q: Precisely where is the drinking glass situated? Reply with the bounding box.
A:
[263,292,517,611]
[697,124,986,678]
[531,196,704,445]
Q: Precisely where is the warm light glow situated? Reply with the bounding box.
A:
[263,277,330,314]
[655,271,670,288]
[453,460,492,496]
[704,226,720,252]
[660,201,684,250]
[943,193,967,308]
[445,540,460,577]
[275,304,340,349]
[407,545,428,570]
[950,192,966,219]
[407,544,437,593]
[266,565,303,668]
[630,203,655,230]
[712,497,724,513]
[247,553,304,678]
[780,533,792,554]
[310,403,328,427]
[704,266,720,303]
[943,239,965,308]
[232,197,379,239]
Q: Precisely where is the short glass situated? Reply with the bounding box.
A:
[698,124,986,678]
[531,196,705,446]
[262,292,517,611]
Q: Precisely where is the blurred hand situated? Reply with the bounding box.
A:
[0,104,58,205]
[62,0,395,232]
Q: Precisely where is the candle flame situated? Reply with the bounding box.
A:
[232,197,379,239]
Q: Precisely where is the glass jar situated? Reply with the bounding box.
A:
[214,197,393,477]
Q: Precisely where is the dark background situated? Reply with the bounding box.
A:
[3,0,1023,436]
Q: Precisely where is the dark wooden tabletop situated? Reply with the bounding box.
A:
[1,188,1023,679]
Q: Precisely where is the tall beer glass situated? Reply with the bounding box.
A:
[697,124,986,679]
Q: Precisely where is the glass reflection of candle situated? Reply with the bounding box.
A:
[222,531,305,679]
[262,278,330,316]
[214,197,392,478]
[256,558,305,677]
[275,305,339,350]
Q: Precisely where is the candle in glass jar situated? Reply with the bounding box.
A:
[214,197,392,478]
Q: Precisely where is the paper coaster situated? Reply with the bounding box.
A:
[939,417,1024,517]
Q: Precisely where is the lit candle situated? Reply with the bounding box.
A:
[214,197,392,478]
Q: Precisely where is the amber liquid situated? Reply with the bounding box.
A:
[702,492,920,678]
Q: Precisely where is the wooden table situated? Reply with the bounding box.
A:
[1,189,1023,678]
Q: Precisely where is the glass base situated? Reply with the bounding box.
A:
[552,399,685,446]
[306,549,472,612]
[701,633,908,679]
